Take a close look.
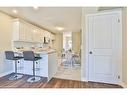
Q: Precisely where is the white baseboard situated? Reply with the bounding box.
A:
[119,82,127,88]
[0,71,13,77]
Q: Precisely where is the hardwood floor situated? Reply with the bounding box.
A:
[0,73,122,88]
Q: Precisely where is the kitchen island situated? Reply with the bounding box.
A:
[10,50,57,81]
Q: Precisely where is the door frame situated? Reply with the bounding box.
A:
[85,9,122,84]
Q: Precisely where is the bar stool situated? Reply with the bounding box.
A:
[23,51,41,83]
[5,51,24,80]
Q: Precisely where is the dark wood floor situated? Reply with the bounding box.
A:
[0,73,122,88]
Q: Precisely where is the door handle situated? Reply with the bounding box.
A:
[89,51,93,54]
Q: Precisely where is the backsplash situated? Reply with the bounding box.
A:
[12,41,53,51]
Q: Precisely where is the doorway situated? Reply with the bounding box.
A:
[86,10,122,84]
[54,32,81,81]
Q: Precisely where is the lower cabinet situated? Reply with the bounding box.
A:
[11,53,57,81]
[15,54,49,77]
[23,61,33,75]
[17,59,24,74]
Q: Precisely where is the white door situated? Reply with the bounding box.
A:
[87,11,122,84]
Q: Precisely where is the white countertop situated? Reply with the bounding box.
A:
[14,49,56,55]
[34,50,56,54]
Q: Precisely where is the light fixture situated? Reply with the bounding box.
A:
[33,30,37,33]
[12,9,18,14]
[33,6,39,10]
[55,26,64,31]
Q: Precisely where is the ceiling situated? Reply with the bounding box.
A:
[0,7,82,34]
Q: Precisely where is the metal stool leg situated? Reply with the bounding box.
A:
[27,61,41,83]
[9,60,23,80]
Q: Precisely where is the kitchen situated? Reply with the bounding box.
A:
[11,19,57,81]
[0,10,58,82]
[0,7,125,88]
[0,7,81,84]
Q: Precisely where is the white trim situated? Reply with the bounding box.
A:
[0,71,13,77]
[86,9,122,17]
[118,10,122,84]
[85,9,122,84]
[85,13,89,81]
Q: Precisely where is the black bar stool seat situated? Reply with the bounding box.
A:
[13,56,24,60]
[5,51,24,80]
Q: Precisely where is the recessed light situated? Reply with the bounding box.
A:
[55,27,64,31]
[33,6,39,10]
[33,30,37,33]
[12,9,18,14]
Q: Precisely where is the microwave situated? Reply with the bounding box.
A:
[44,37,50,44]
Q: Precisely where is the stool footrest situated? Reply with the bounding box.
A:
[9,74,23,80]
[27,76,41,83]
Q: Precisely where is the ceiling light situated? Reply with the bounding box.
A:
[55,27,64,31]
[12,9,18,14]
[33,30,37,33]
[33,6,39,10]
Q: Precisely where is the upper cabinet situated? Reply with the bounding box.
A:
[13,19,33,42]
[12,19,55,44]
[50,33,55,41]
[33,27,42,43]
[25,24,33,42]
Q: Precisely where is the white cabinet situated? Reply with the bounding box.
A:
[50,34,55,41]
[10,52,57,81]
[23,61,33,75]
[13,19,54,44]
[17,59,24,74]
[11,59,24,74]
[13,19,32,42]
[33,28,41,42]
[39,54,48,77]
[25,24,33,42]
[13,19,45,43]
[40,30,45,43]
[19,22,26,41]
[44,31,50,38]
[48,52,57,80]
[23,60,42,76]
[13,20,22,41]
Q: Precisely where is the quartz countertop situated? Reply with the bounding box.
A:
[14,49,56,55]
[34,49,56,54]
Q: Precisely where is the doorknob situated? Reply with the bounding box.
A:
[89,51,92,54]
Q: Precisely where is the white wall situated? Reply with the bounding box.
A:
[0,12,13,75]
[72,31,81,53]
[54,33,63,57]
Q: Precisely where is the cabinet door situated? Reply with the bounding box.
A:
[37,29,42,42]
[33,28,41,42]
[44,30,48,38]
[50,34,55,41]
[39,55,48,77]
[48,53,57,80]
[40,30,44,43]
[25,24,33,42]
[33,29,38,42]
[13,21,20,41]
[52,34,55,40]
[19,22,26,41]
[17,59,24,74]
[23,61,33,75]
[34,61,41,76]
